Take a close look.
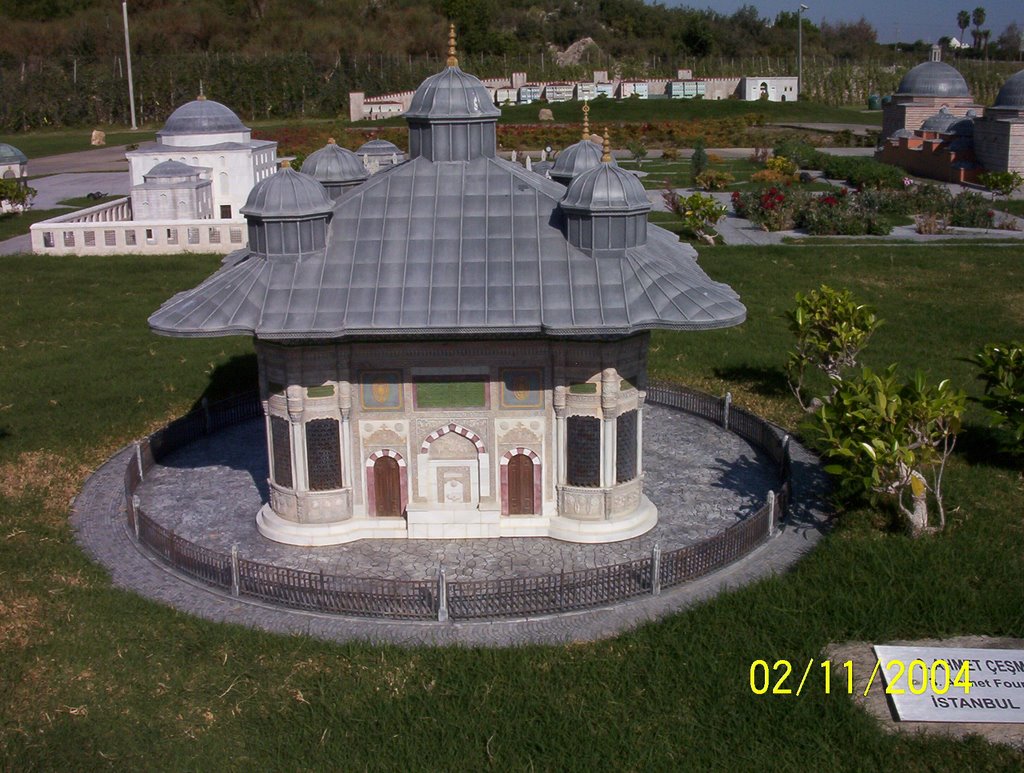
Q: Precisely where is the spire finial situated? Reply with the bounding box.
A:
[581,101,590,141]
[280,159,291,169]
[446,23,458,68]
[197,79,206,101]
[601,128,612,163]
[327,137,337,144]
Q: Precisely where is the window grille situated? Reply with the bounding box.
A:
[104,230,117,246]
[616,410,638,483]
[305,418,342,491]
[270,416,293,488]
[566,415,601,487]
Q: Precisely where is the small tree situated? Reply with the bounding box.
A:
[785,285,881,410]
[971,341,1024,449]
[690,137,708,186]
[662,186,726,245]
[627,141,648,168]
[812,366,966,533]
[978,170,1023,200]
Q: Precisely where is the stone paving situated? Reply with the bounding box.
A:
[135,403,778,581]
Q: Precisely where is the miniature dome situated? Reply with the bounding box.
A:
[160,97,248,136]
[561,164,651,214]
[145,160,201,178]
[920,107,959,133]
[994,69,1024,108]
[356,139,403,158]
[0,142,28,164]
[301,140,369,185]
[896,61,970,98]
[241,166,333,219]
[550,139,606,185]
[949,113,976,136]
[405,66,500,122]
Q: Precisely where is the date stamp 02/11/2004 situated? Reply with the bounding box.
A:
[748,646,1024,724]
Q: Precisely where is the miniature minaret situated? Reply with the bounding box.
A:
[446,23,458,68]
[581,101,590,141]
[601,128,612,163]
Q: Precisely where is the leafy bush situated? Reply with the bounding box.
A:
[731,186,807,231]
[695,169,735,190]
[750,169,795,186]
[765,156,798,175]
[798,192,889,236]
[785,284,881,409]
[978,171,1023,198]
[661,147,679,161]
[0,179,36,211]
[690,137,708,184]
[771,139,823,169]
[662,188,727,245]
[946,192,994,228]
[810,366,966,533]
[971,341,1024,448]
[818,156,904,190]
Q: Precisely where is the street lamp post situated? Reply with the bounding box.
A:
[798,4,808,99]
[122,1,137,130]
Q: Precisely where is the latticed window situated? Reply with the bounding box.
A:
[305,418,342,491]
[566,415,601,487]
[616,410,638,483]
[270,416,292,488]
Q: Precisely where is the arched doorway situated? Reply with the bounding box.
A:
[373,456,402,517]
[507,454,534,515]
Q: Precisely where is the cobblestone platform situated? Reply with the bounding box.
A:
[72,403,832,646]
[135,404,777,581]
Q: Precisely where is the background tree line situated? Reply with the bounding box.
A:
[0,1,1020,130]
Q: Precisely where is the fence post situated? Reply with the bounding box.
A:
[722,392,732,431]
[766,491,776,537]
[651,542,662,596]
[131,495,141,540]
[202,397,211,435]
[231,544,240,597]
[135,442,144,481]
[437,565,449,623]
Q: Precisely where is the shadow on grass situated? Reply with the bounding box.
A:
[713,363,790,398]
[189,353,258,411]
[955,422,1023,472]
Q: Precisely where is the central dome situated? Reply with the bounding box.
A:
[896,61,970,98]
[160,98,249,137]
[405,67,500,122]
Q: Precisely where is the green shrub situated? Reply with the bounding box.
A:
[978,171,1023,198]
[947,192,994,228]
[695,169,735,191]
[971,341,1024,448]
[771,139,822,169]
[690,137,708,184]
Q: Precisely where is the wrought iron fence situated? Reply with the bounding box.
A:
[123,385,793,621]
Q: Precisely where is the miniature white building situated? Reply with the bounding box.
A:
[739,77,799,102]
[31,96,278,256]
[575,83,597,101]
[519,84,543,104]
[545,82,575,102]
[618,81,649,99]
[0,143,28,182]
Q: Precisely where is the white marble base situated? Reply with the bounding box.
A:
[256,505,407,546]
[407,508,501,539]
[500,495,658,543]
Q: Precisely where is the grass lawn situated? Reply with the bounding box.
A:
[0,209,68,241]
[57,195,123,208]
[995,200,1024,218]
[0,129,157,159]
[0,248,1022,769]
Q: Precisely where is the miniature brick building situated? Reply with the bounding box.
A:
[149,28,746,546]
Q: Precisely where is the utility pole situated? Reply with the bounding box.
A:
[122,1,137,130]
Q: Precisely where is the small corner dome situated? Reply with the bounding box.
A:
[356,139,402,156]
[301,141,368,184]
[550,139,608,182]
[561,164,650,213]
[145,160,201,178]
[896,61,970,97]
[920,107,959,133]
[240,167,333,219]
[404,66,500,121]
[994,69,1024,108]
[160,98,248,136]
[0,142,27,164]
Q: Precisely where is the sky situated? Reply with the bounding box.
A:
[668,1,1021,45]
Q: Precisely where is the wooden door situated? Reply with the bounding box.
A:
[508,454,534,515]
[374,456,402,517]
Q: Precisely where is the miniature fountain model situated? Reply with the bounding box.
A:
[148,27,746,547]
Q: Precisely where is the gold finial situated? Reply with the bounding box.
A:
[281,159,291,169]
[446,23,458,67]
[601,128,612,163]
[327,137,337,144]
[581,101,590,141]
[198,80,206,100]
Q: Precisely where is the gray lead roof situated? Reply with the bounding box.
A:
[149,154,745,340]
